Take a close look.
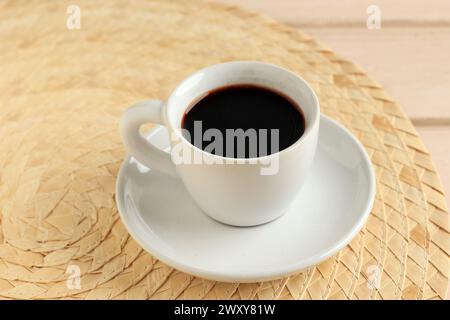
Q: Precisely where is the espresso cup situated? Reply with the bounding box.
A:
[120,61,320,226]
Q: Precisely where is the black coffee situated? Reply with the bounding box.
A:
[181,84,305,158]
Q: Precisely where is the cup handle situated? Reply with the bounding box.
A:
[120,100,177,177]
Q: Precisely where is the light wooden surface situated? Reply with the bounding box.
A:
[221,0,450,209]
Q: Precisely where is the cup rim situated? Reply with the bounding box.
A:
[165,61,320,162]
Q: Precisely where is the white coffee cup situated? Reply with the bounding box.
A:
[120,61,320,226]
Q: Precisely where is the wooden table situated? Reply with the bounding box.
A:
[221,0,450,210]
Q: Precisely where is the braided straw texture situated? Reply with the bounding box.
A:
[0,0,448,300]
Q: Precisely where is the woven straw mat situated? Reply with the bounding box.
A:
[0,0,448,300]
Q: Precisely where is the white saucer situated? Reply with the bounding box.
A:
[116,115,376,282]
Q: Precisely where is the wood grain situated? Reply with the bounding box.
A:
[303,27,450,119]
[221,0,450,26]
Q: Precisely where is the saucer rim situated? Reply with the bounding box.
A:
[115,114,376,283]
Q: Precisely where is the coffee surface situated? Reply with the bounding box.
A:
[181,84,305,158]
